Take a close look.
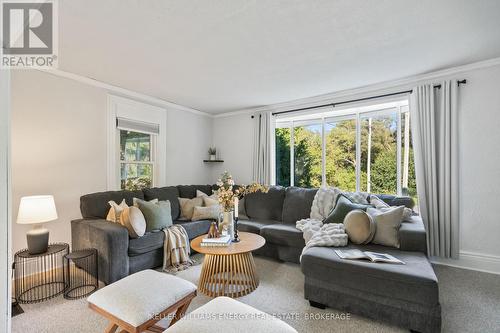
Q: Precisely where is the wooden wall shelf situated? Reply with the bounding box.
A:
[203,160,224,163]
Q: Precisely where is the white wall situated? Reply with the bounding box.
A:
[210,113,254,184]
[166,109,213,185]
[212,62,500,274]
[1,70,12,333]
[11,70,213,253]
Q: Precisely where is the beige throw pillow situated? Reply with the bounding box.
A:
[344,210,375,244]
[370,195,413,222]
[106,199,128,223]
[120,206,146,238]
[178,197,204,220]
[203,196,219,207]
[191,205,221,221]
[367,206,404,248]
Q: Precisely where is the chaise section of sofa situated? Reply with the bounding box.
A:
[301,245,441,333]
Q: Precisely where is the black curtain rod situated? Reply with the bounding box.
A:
[270,79,467,117]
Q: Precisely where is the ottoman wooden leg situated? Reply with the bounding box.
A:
[91,291,197,333]
[105,323,119,333]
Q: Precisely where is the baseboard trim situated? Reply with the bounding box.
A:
[431,251,500,276]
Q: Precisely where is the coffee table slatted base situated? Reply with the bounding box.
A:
[198,252,259,298]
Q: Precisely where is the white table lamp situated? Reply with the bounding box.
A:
[17,195,58,254]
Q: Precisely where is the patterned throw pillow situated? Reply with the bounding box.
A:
[106,199,128,223]
[178,197,204,220]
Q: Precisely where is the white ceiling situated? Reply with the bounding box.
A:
[59,0,500,114]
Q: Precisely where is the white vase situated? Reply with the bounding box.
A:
[210,154,216,161]
[220,211,234,240]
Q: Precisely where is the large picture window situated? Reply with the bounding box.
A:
[274,99,416,199]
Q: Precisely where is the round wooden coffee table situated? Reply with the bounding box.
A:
[191,232,265,298]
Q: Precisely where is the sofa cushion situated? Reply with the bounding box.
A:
[260,224,305,248]
[237,219,277,234]
[177,185,213,199]
[245,186,285,221]
[300,244,439,306]
[173,219,211,240]
[128,231,165,256]
[282,187,318,224]
[399,216,427,253]
[81,190,144,219]
[143,187,180,220]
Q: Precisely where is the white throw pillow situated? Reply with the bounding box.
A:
[370,195,414,222]
[369,195,390,208]
[345,191,370,204]
[203,196,219,207]
[191,205,221,221]
[178,197,204,220]
[120,206,146,238]
[367,206,404,248]
[106,199,128,223]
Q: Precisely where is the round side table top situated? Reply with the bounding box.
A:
[15,243,69,258]
[191,232,265,255]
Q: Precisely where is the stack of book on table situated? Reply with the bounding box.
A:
[200,235,231,247]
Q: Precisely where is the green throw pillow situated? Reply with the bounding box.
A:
[137,200,173,232]
[323,194,372,224]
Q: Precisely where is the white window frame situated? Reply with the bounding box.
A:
[119,130,156,190]
[273,97,410,196]
[107,95,167,190]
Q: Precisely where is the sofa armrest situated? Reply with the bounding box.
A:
[71,218,129,285]
[399,216,427,254]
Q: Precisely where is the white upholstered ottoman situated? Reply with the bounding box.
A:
[88,269,197,333]
[164,296,297,333]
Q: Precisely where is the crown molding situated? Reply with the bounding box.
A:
[214,56,500,118]
[36,68,214,118]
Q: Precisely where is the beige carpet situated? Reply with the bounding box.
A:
[11,255,500,333]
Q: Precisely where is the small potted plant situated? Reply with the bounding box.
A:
[208,147,217,161]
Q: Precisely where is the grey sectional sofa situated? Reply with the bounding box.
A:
[71,184,440,333]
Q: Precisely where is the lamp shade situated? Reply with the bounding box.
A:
[17,195,58,225]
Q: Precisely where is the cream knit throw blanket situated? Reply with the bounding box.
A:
[296,219,348,251]
[162,225,194,274]
[310,186,343,220]
[296,186,348,257]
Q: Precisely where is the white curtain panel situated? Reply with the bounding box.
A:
[252,112,271,184]
[410,81,459,258]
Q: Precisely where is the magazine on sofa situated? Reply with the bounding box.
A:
[335,249,405,264]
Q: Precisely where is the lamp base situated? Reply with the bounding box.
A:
[26,228,49,254]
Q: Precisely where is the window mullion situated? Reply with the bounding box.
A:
[396,106,402,196]
[321,118,326,187]
[355,112,361,192]
[290,122,295,187]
